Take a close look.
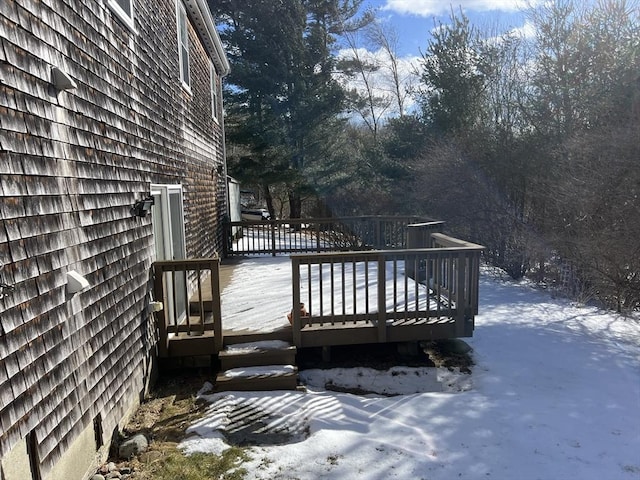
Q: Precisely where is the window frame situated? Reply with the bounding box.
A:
[107,0,136,33]
[210,62,219,123]
[176,1,191,90]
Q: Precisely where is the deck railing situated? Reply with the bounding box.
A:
[153,258,222,357]
[152,220,483,357]
[224,216,433,257]
[290,233,483,346]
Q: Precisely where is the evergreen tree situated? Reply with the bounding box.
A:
[212,0,368,218]
[417,10,489,135]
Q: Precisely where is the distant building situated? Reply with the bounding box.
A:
[0,0,229,478]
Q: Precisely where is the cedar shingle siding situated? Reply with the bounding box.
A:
[0,0,227,477]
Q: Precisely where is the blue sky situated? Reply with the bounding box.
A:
[360,0,535,56]
[333,0,538,118]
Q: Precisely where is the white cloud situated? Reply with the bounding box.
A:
[336,47,422,120]
[509,19,536,38]
[382,0,540,16]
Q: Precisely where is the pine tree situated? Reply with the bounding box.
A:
[212,0,368,218]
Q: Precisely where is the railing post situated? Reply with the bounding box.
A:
[210,258,223,353]
[377,254,387,342]
[270,221,277,256]
[222,219,229,259]
[455,252,467,337]
[406,225,422,280]
[472,251,481,315]
[291,256,302,347]
[153,263,170,358]
[316,222,321,253]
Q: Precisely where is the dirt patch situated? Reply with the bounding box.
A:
[422,339,474,373]
[106,373,213,479]
[124,374,210,443]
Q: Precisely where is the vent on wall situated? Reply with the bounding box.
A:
[67,270,90,294]
[51,66,77,91]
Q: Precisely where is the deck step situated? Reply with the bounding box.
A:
[167,333,217,357]
[215,365,298,392]
[215,339,299,392]
[219,340,297,370]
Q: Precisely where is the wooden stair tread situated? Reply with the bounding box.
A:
[220,340,295,355]
[219,365,297,378]
[218,338,298,378]
[214,366,299,392]
[219,346,297,357]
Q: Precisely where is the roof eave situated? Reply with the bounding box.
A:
[184,0,231,76]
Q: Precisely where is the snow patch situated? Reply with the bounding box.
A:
[221,365,296,378]
[180,262,640,479]
[224,340,291,353]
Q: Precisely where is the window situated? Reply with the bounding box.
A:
[210,62,219,123]
[107,0,135,31]
[177,2,190,89]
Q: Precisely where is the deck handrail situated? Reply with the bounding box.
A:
[224,215,435,257]
[152,258,222,357]
[430,232,485,250]
[290,236,484,347]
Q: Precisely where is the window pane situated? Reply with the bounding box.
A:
[178,4,190,86]
[181,47,190,85]
[211,66,218,120]
[115,0,132,17]
[179,9,188,44]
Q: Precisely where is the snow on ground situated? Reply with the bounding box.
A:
[187,260,640,479]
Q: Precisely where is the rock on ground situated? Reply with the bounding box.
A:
[118,433,149,459]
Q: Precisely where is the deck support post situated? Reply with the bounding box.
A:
[375,218,382,248]
[222,221,229,258]
[322,346,331,362]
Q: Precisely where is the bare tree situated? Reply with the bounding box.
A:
[367,21,414,117]
[339,29,392,140]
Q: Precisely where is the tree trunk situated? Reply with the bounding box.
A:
[288,189,302,220]
[262,182,275,220]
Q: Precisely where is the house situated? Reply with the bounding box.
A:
[0,0,229,478]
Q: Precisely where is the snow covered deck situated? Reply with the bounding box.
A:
[153,221,483,357]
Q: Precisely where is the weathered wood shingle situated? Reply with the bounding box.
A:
[1,0,228,476]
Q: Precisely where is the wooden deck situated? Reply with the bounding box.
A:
[153,219,483,390]
[152,219,483,360]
